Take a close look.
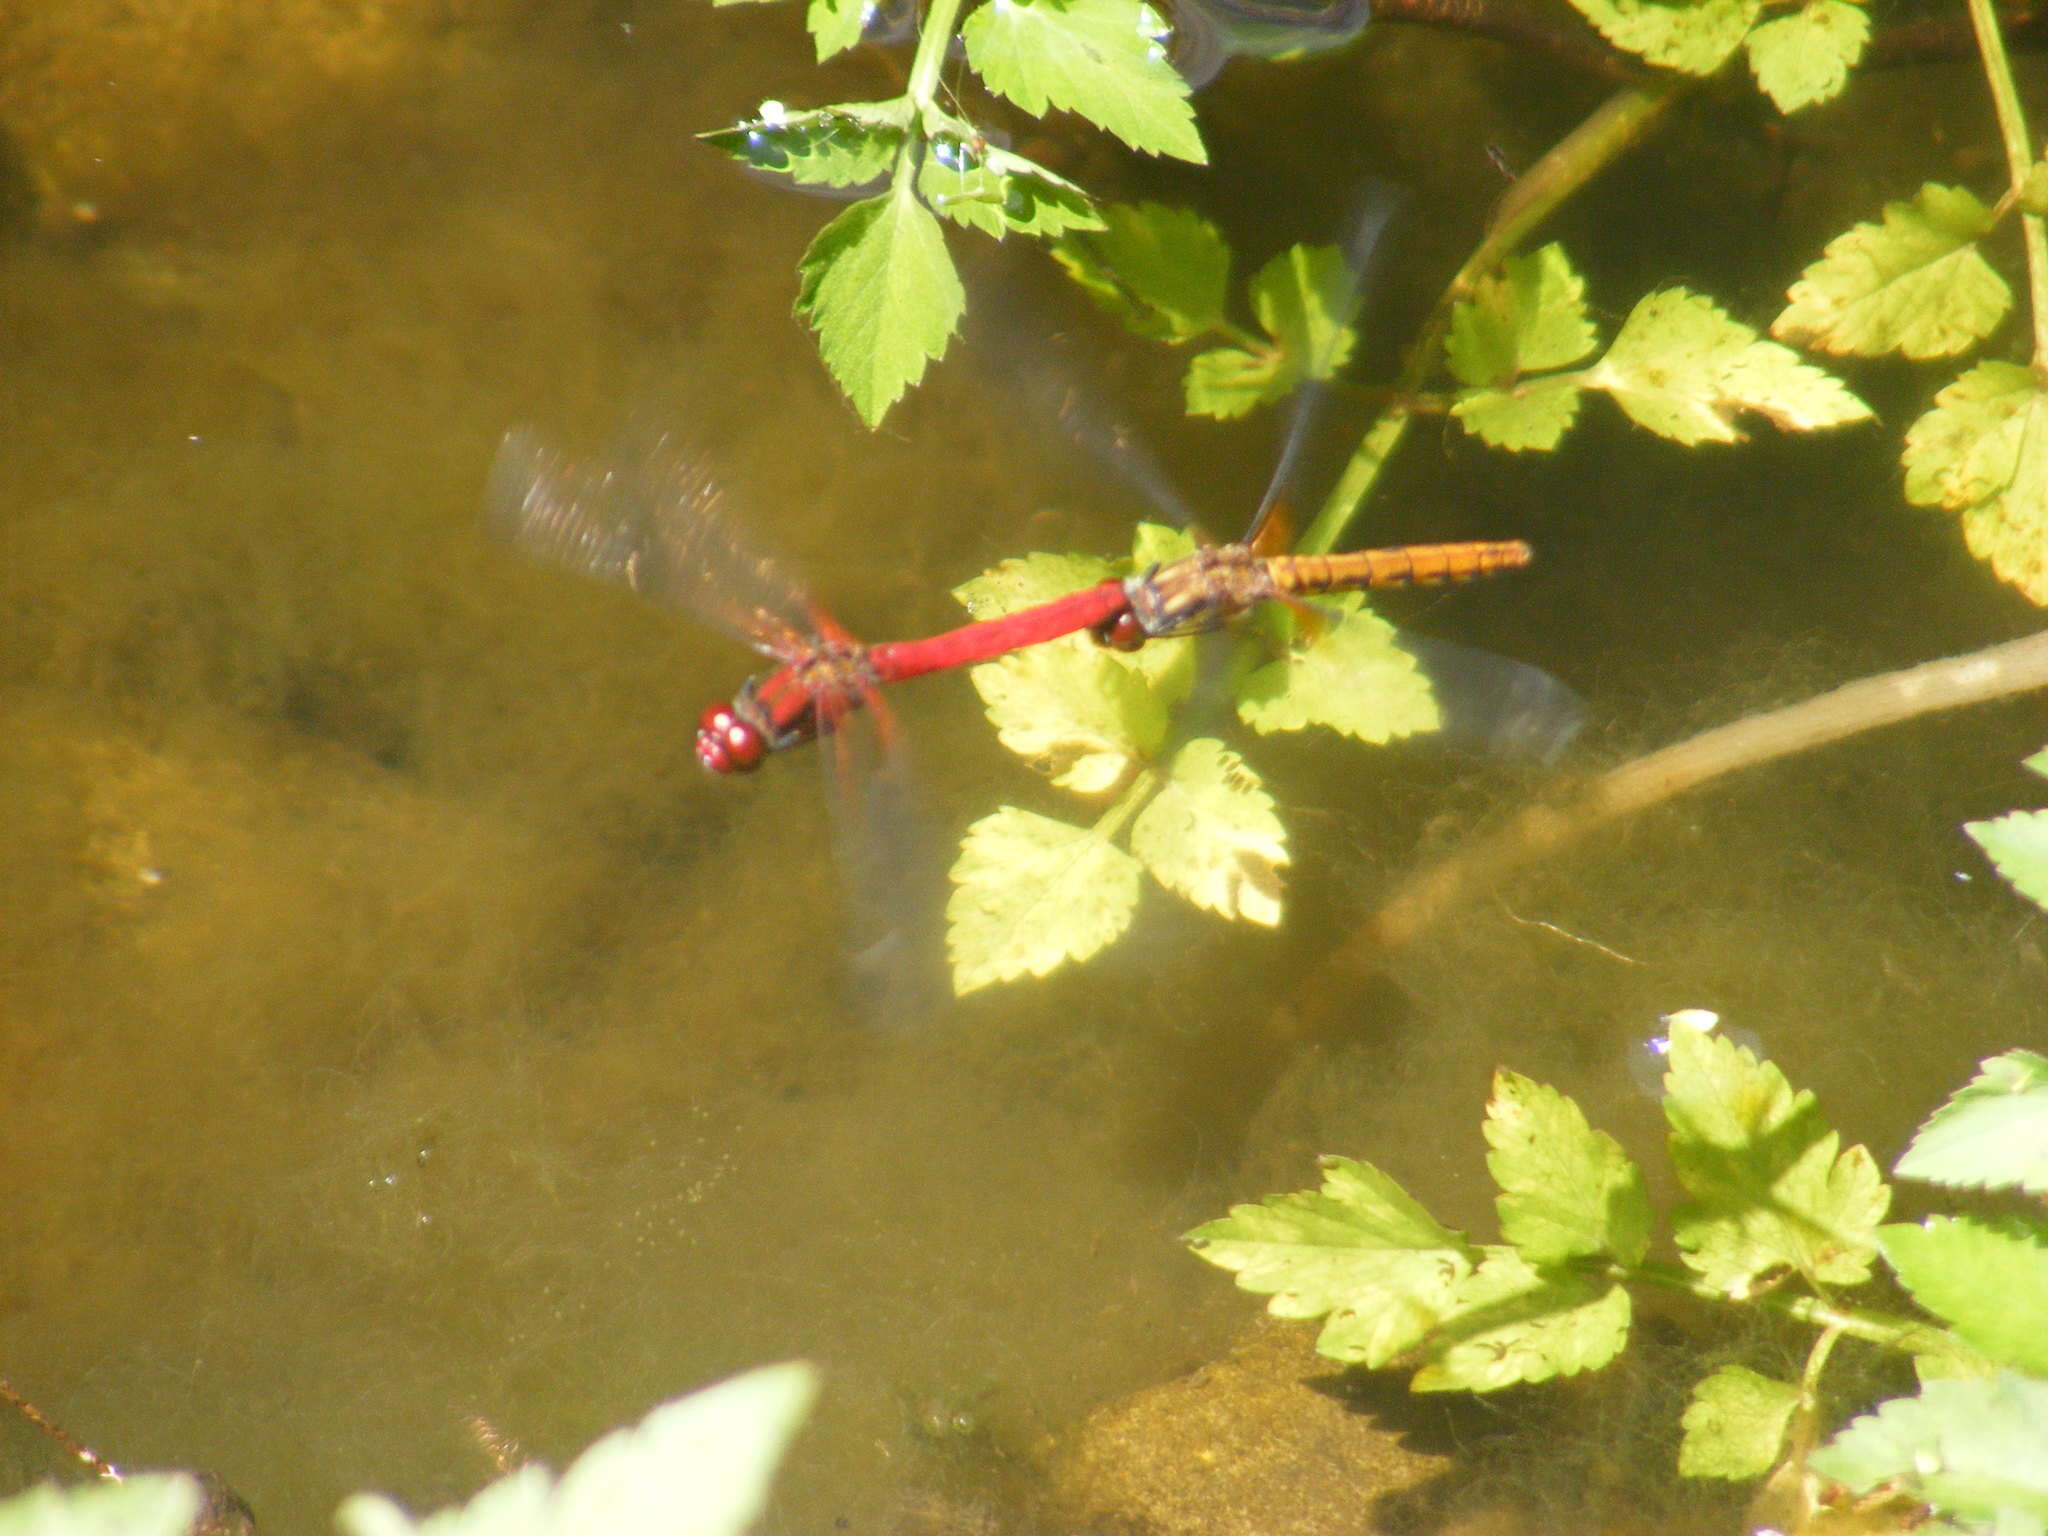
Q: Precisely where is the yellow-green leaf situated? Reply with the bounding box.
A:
[971,642,1165,792]
[1129,738,1288,924]
[794,185,965,426]
[1773,184,2009,360]
[1412,1249,1632,1392]
[1680,1366,1801,1479]
[1902,360,2048,605]
[947,806,1142,992]
[1447,242,1598,386]
[1744,0,1869,113]
[1236,595,1440,742]
[1452,375,1585,452]
[1567,0,1759,72]
[1585,287,1872,446]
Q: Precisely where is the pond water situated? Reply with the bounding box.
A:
[0,6,2042,1532]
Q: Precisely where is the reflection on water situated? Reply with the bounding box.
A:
[0,6,2044,1534]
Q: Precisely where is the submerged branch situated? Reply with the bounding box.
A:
[1271,627,2048,1038]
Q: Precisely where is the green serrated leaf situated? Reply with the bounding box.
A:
[1897,1050,2048,1195]
[1052,202,1230,341]
[337,1364,818,1536]
[1903,361,2048,605]
[1744,0,1870,113]
[808,0,867,59]
[1129,738,1288,924]
[1566,0,1759,73]
[971,642,1165,791]
[1186,1154,1477,1368]
[1236,595,1440,742]
[701,102,905,189]
[1663,1026,1890,1291]
[1810,1374,2048,1523]
[919,138,1105,239]
[954,550,1119,617]
[1447,243,1598,386]
[1412,1248,1632,1392]
[947,805,1142,991]
[1774,184,2009,360]
[0,1478,201,1536]
[1680,1365,1802,1479]
[1253,243,1359,382]
[1881,1217,2048,1377]
[795,186,965,427]
[1186,343,1285,418]
[1969,809,2048,916]
[1486,1071,1651,1266]
[961,0,1205,162]
[1585,287,1872,446]
[1452,376,1586,452]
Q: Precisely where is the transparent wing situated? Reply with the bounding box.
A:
[486,427,818,662]
[1396,633,1587,765]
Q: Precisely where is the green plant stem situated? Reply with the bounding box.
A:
[1966,0,2048,365]
[1300,82,1684,555]
[1626,1261,1953,1358]
[898,0,968,183]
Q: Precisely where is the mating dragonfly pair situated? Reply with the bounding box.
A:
[487,428,1538,777]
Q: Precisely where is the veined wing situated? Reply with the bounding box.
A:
[486,427,820,663]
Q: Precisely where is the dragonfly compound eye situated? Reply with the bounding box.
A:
[1093,610,1147,652]
[696,701,766,774]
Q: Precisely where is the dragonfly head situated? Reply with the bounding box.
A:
[697,699,768,774]
[1090,609,1149,653]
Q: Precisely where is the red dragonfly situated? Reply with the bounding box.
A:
[486,428,1135,772]
[489,429,1540,772]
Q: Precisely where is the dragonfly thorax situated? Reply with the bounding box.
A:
[1122,545,1279,640]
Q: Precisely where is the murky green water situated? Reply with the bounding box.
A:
[1,7,2042,1532]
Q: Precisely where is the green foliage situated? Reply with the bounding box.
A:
[1894,1048,2048,1196]
[1809,1375,2048,1527]
[1679,1365,1802,1479]
[1905,361,2048,604]
[0,1478,199,1536]
[1056,203,1362,419]
[1773,184,2009,360]
[339,1364,817,1536]
[959,0,1203,162]
[1449,247,1871,453]
[0,1369,817,1536]
[1561,0,1870,111]
[706,0,1207,423]
[1191,1041,2048,1531]
[1662,1025,1888,1292]
[943,524,1443,993]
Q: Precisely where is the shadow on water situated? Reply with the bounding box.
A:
[0,5,2044,1533]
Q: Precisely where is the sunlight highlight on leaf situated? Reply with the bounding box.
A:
[971,643,1165,792]
[1773,184,2008,360]
[1566,0,1758,72]
[795,185,965,427]
[1967,808,2048,916]
[1662,1026,1889,1291]
[962,0,1206,163]
[1585,288,1872,446]
[701,101,907,190]
[1810,1375,2048,1523]
[947,806,1142,992]
[1744,0,1869,113]
[1895,1048,2048,1195]
[1186,1155,1477,1368]
[0,1478,201,1536]
[1236,595,1439,742]
[1881,1217,2048,1377]
[807,0,866,60]
[1903,361,2048,604]
[1411,1249,1632,1392]
[1680,1365,1801,1479]
[1486,1071,1650,1266]
[1129,738,1287,924]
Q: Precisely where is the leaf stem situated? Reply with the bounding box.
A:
[1301,82,1683,555]
[1626,1261,1950,1357]
[900,0,969,182]
[1965,0,2048,366]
